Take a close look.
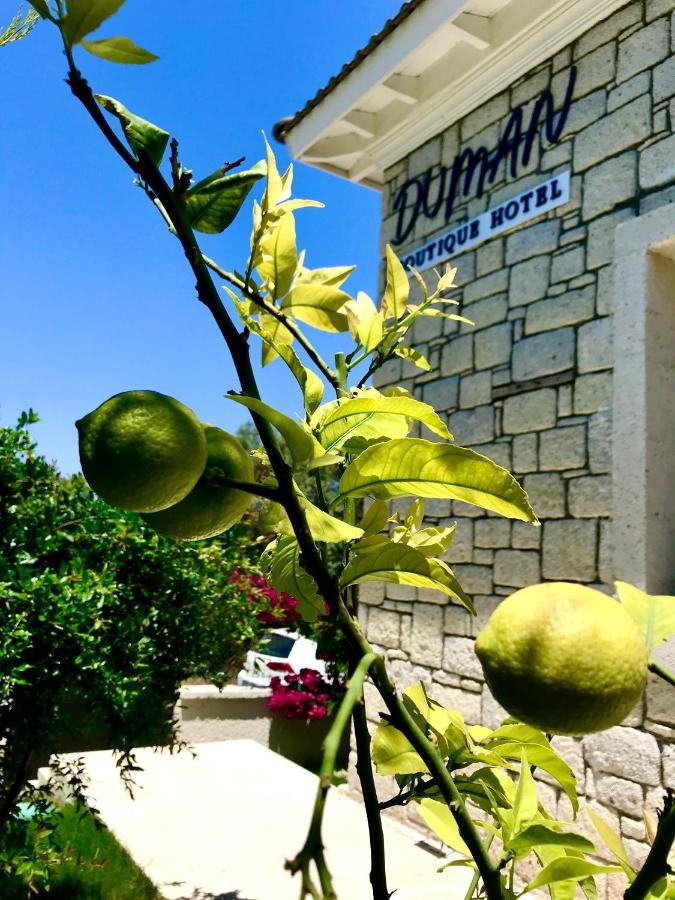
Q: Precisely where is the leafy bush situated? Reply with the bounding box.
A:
[0,412,262,828]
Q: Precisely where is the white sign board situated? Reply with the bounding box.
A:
[397,170,570,272]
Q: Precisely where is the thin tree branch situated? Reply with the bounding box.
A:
[624,790,675,900]
[649,661,675,688]
[202,471,281,502]
[287,652,377,899]
[353,700,391,899]
[202,255,341,393]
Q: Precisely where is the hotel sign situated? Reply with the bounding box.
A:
[391,65,577,256]
[398,171,570,271]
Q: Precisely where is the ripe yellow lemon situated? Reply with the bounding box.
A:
[474,582,648,735]
[76,390,207,513]
[142,425,253,540]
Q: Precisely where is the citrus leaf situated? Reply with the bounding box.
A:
[81,36,158,64]
[615,582,675,650]
[405,525,456,557]
[417,797,470,856]
[487,737,577,814]
[395,345,431,371]
[318,396,452,453]
[524,859,622,893]
[185,162,265,235]
[438,265,458,293]
[586,808,635,877]
[513,750,538,835]
[358,500,390,536]
[267,536,324,622]
[338,438,538,523]
[226,395,321,466]
[383,244,409,321]
[256,211,297,301]
[300,498,363,543]
[372,722,428,775]
[95,94,169,167]
[259,309,295,367]
[295,264,355,288]
[339,539,473,610]
[63,0,125,45]
[281,283,350,333]
[344,291,383,351]
[509,825,595,856]
[273,344,324,417]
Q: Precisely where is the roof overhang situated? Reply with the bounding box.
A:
[276,0,632,189]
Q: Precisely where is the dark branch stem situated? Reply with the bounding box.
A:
[624,790,675,900]
[287,653,377,898]
[203,471,280,502]
[202,255,341,392]
[353,700,391,899]
[649,661,675,688]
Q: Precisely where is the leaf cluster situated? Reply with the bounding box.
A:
[0,415,262,817]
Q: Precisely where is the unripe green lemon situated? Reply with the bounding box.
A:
[474,582,648,735]
[142,425,253,540]
[76,390,207,513]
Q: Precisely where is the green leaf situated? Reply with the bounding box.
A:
[406,525,457,557]
[296,264,355,288]
[0,8,39,44]
[81,36,158,64]
[524,858,622,893]
[338,438,538,523]
[266,536,324,622]
[345,291,383,352]
[383,244,409,321]
[272,343,324,417]
[318,395,452,454]
[185,162,265,235]
[509,825,595,856]
[95,94,169,167]
[358,500,390,536]
[340,539,473,610]
[256,212,297,300]
[259,309,295,367]
[513,750,538,835]
[300,498,363,543]
[63,0,125,45]
[28,1,50,18]
[225,395,322,467]
[417,797,470,856]
[586,808,635,877]
[281,283,350,333]
[395,345,431,371]
[372,722,428,775]
[486,726,578,813]
[615,581,675,650]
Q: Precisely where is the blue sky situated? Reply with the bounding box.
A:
[2,1,402,473]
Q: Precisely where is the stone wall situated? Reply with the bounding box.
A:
[355,0,675,885]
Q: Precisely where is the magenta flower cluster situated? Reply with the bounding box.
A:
[268,668,333,721]
[228,567,300,626]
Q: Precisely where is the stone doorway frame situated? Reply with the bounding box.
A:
[613,203,675,594]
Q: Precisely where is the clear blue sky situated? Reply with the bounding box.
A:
[2,1,402,473]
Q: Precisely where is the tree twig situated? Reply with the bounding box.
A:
[649,661,675,688]
[624,790,675,900]
[287,652,377,898]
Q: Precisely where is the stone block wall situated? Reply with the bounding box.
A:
[356,0,675,884]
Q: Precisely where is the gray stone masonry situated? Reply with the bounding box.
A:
[365,0,674,853]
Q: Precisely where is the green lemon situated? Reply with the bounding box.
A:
[474,582,648,735]
[142,425,254,540]
[76,390,207,513]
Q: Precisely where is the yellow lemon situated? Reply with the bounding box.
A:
[76,390,207,513]
[142,425,253,540]
[474,582,648,735]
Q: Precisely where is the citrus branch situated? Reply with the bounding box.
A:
[648,661,675,688]
[202,255,341,393]
[287,652,378,899]
[624,790,675,900]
